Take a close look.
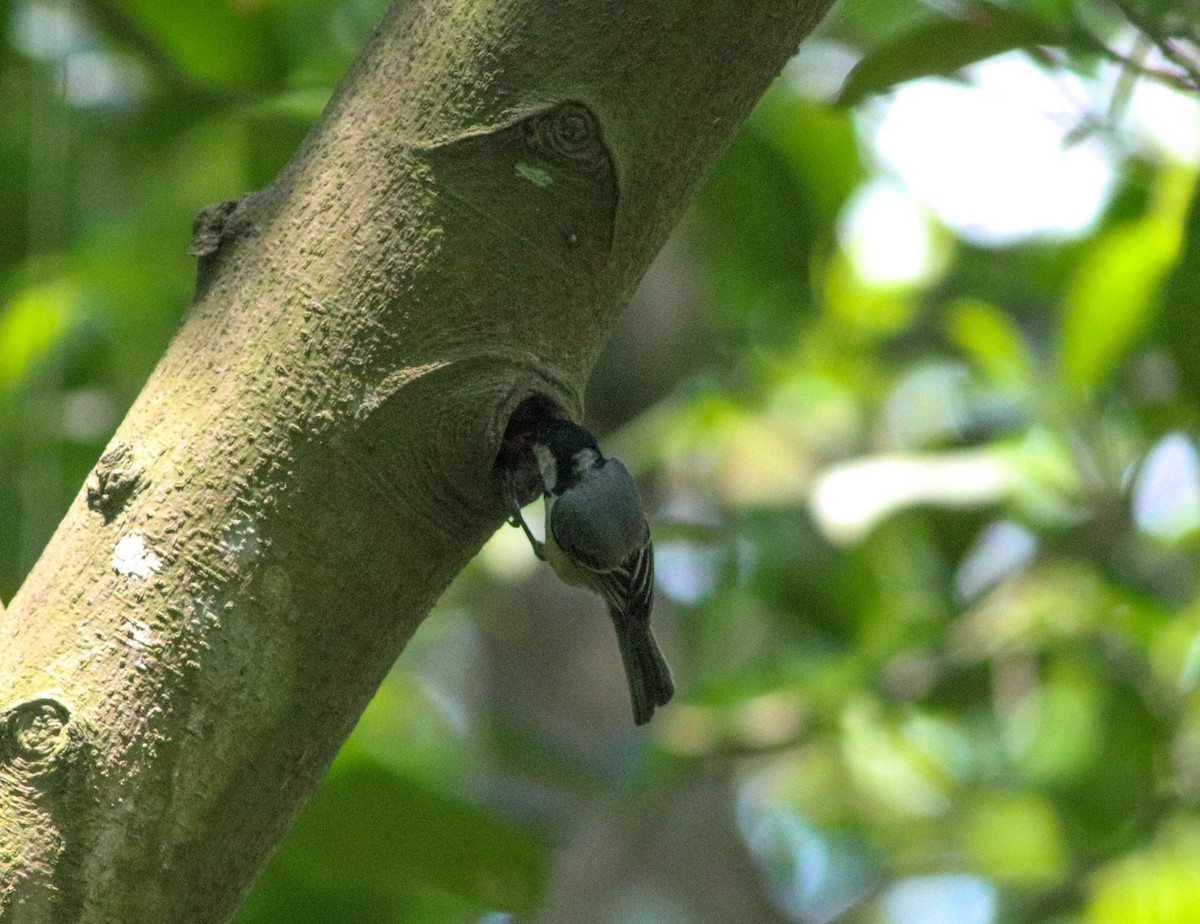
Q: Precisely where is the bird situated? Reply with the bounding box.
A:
[504,418,673,725]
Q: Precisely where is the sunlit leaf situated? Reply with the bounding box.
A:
[810,447,1024,545]
[963,791,1067,886]
[1158,175,1200,401]
[0,278,79,388]
[945,298,1033,389]
[839,181,951,289]
[1088,821,1200,924]
[841,698,956,819]
[951,562,1108,659]
[824,254,919,337]
[1059,170,1194,396]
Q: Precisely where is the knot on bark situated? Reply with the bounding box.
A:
[1,697,72,766]
[523,102,610,177]
[0,696,93,919]
[424,99,619,276]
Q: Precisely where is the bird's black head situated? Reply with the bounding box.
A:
[532,418,603,494]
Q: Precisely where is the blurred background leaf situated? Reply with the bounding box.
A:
[837,4,1067,107]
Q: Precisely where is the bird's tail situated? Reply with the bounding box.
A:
[616,626,674,726]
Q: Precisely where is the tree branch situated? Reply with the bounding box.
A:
[1108,0,1200,90]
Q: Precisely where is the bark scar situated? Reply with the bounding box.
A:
[188,198,242,260]
[86,439,145,523]
[189,192,262,299]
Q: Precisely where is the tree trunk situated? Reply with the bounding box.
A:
[0,1,834,920]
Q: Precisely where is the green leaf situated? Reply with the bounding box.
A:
[824,253,919,337]
[1088,821,1200,924]
[1059,170,1194,395]
[945,298,1033,388]
[245,87,333,123]
[111,0,284,88]
[692,90,862,350]
[693,123,820,347]
[239,758,547,922]
[837,5,1063,107]
[754,89,863,226]
[0,279,79,389]
[1158,177,1200,401]
[963,792,1068,886]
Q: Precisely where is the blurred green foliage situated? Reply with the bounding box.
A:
[4,0,1200,923]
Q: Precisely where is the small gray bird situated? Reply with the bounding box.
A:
[506,418,673,725]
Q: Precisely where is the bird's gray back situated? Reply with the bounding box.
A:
[549,459,648,571]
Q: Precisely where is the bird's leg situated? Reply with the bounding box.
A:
[510,503,546,561]
[504,476,546,561]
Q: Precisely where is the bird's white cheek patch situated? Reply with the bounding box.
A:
[533,444,557,491]
[112,533,162,579]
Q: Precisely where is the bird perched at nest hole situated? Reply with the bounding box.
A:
[504,418,673,726]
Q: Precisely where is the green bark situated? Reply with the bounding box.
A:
[0,1,835,920]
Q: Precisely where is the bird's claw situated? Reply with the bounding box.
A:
[503,478,545,560]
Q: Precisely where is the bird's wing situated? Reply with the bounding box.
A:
[594,541,654,629]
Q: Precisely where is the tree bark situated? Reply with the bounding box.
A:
[0,1,834,920]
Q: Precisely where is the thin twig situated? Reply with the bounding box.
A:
[1108,0,1200,90]
[1067,13,1200,92]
